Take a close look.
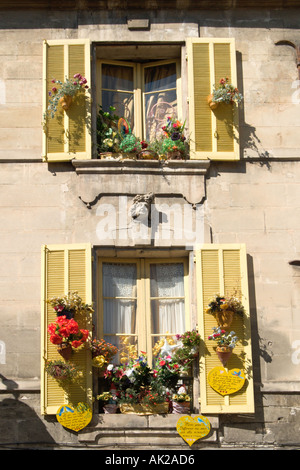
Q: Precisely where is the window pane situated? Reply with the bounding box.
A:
[144,63,176,93]
[151,299,185,335]
[150,263,185,297]
[144,63,177,141]
[102,64,133,91]
[103,263,137,297]
[102,263,138,363]
[101,63,134,129]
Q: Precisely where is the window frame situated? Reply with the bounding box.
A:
[96,57,182,142]
[97,256,190,366]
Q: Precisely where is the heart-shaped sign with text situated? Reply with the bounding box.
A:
[56,404,92,432]
[208,366,245,396]
[176,415,211,446]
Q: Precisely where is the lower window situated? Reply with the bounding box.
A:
[98,258,189,366]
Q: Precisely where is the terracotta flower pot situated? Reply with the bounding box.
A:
[207,94,218,110]
[103,404,118,414]
[57,343,72,360]
[215,310,234,328]
[59,95,73,111]
[216,346,233,366]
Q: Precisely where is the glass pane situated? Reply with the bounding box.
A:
[102,263,137,353]
[144,89,177,141]
[103,299,137,334]
[102,90,134,129]
[102,263,137,297]
[144,63,177,93]
[150,263,185,298]
[104,334,138,365]
[144,63,177,142]
[151,299,185,335]
[150,263,185,338]
[102,64,134,91]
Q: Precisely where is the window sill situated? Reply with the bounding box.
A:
[78,413,219,446]
[73,159,210,206]
[72,158,210,175]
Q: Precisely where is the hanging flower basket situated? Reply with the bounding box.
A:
[59,95,73,111]
[207,94,218,110]
[215,310,234,329]
[216,345,233,366]
[57,343,73,360]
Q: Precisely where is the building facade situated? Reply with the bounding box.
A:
[1,0,300,449]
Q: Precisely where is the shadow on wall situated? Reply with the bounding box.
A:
[0,374,56,449]
[236,52,272,169]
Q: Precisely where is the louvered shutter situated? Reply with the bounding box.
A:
[195,244,254,413]
[41,244,93,415]
[42,40,91,162]
[187,38,240,161]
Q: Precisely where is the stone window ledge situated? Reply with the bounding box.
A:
[72,159,210,175]
[78,414,219,446]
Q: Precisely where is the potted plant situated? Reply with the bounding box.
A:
[172,385,191,414]
[205,293,245,328]
[97,387,119,414]
[208,327,239,366]
[47,291,93,320]
[45,359,79,382]
[89,338,118,371]
[160,117,188,159]
[97,105,122,157]
[176,329,201,356]
[46,73,89,117]
[47,316,89,360]
[208,77,243,110]
[103,353,169,415]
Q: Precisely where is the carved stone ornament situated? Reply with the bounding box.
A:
[129,192,154,223]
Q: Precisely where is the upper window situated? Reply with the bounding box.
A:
[98,258,189,366]
[98,59,180,141]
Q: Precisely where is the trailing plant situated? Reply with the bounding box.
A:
[46,73,89,118]
[47,291,94,318]
[208,326,239,349]
[45,359,79,382]
[205,293,245,316]
[211,77,243,105]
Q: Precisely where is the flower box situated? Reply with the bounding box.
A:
[120,402,169,415]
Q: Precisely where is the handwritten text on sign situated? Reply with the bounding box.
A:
[208,367,245,396]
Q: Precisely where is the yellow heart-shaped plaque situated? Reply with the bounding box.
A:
[208,366,245,396]
[176,415,211,446]
[56,404,92,432]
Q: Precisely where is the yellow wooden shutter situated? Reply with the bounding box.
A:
[41,244,93,415]
[195,244,254,413]
[187,38,240,161]
[42,39,91,162]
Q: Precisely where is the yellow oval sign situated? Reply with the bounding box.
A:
[176,415,211,446]
[56,404,92,432]
[208,366,245,396]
